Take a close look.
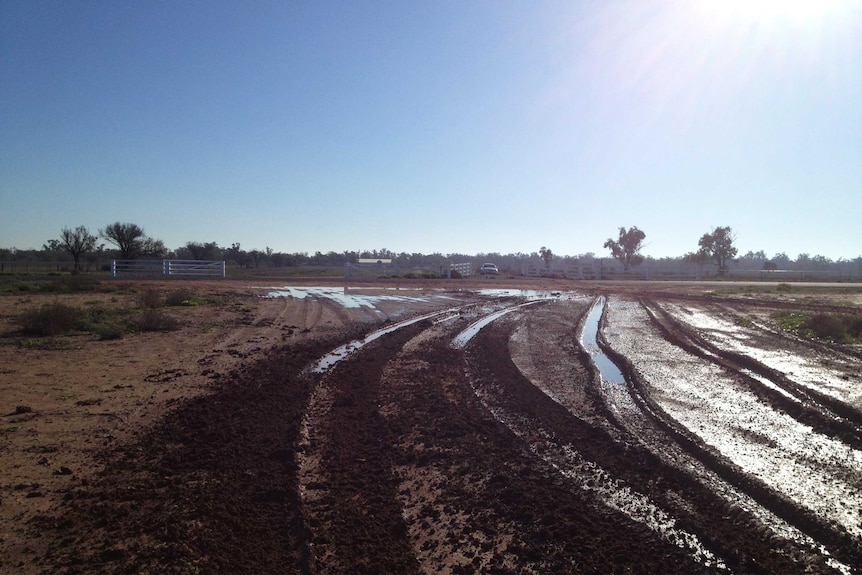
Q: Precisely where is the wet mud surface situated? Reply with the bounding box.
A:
[13,287,862,574]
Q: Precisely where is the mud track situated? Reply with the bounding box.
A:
[28,289,862,574]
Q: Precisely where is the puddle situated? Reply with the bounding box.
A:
[263,286,453,310]
[476,289,564,300]
[581,297,626,385]
[452,301,543,349]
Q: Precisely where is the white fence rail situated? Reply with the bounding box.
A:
[111,260,225,278]
[449,262,473,277]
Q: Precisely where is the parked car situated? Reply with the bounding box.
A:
[480,263,499,275]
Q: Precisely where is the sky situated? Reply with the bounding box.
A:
[2,1,861,260]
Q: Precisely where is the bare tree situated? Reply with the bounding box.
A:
[59,226,97,272]
[603,226,646,271]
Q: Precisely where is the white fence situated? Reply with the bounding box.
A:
[111,260,225,278]
[449,262,473,277]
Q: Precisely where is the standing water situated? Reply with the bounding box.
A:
[581,297,626,384]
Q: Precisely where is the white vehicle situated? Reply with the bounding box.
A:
[480,263,499,275]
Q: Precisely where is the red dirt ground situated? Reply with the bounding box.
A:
[1,278,860,574]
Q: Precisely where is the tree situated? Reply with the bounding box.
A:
[603,226,646,271]
[182,241,222,260]
[696,226,737,272]
[59,226,97,271]
[539,246,553,272]
[140,237,168,259]
[100,222,146,259]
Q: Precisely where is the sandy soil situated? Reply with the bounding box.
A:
[1,277,860,574]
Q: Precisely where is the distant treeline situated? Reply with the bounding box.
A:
[2,243,861,279]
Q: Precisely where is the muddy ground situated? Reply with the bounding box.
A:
[1,278,861,574]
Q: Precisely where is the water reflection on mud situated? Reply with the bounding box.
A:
[582,296,625,384]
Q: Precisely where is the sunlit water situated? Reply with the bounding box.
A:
[581,297,626,384]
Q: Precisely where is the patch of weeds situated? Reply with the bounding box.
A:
[775,310,862,343]
[137,309,180,332]
[775,283,793,293]
[775,311,812,336]
[16,338,81,350]
[201,322,221,333]
[73,305,133,340]
[0,280,37,294]
[805,313,862,343]
[53,276,103,293]
[14,298,143,341]
[734,316,755,328]
[164,288,203,306]
[17,303,82,336]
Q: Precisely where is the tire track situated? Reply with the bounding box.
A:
[394,308,708,573]
[599,299,861,569]
[464,314,818,574]
[298,321,429,575]
[642,298,862,448]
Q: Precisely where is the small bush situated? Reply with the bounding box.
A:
[17,303,82,336]
[164,288,197,306]
[138,309,179,332]
[804,313,862,343]
[775,283,793,293]
[96,324,125,340]
[138,288,162,309]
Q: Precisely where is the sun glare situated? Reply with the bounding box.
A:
[699,0,854,25]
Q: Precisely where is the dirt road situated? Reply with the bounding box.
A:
[2,280,860,574]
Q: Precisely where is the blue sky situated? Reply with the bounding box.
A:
[2,1,861,259]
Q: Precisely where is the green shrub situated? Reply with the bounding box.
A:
[775,283,792,293]
[17,303,82,336]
